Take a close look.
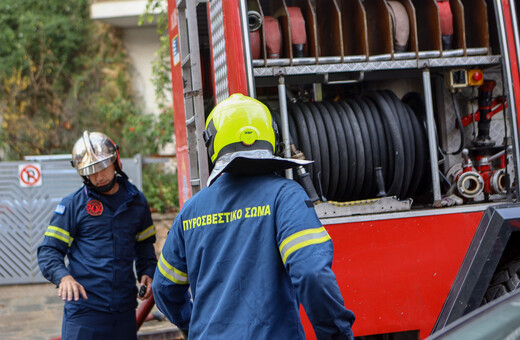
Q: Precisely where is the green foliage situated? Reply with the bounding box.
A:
[0,1,89,80]
[0,0,177,211]
[0,0,173,160]
[143,164,178,213]
[140,0,172,112]
[0,0,92,158]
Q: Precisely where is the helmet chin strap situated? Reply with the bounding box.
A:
[82,163,128,194]
[115,164,129,180]
[84,175,118,194]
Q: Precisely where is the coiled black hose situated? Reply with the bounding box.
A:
[332,102,357,200]
[286,90,429,201]
[402,92,431,197]
[383,90,415,198]
[367,91,405,197]
[404,104,426,198]
[297,102,324,197]
[288,103,313,179]
[308,103,331,198]
[363,96,388,188]
[338,100,365,199]
[324,102,349,201]
[357,98,381,197]
[316,102,341,200]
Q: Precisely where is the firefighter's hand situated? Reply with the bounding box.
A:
[58,275,88,301]
[138,275,153,300]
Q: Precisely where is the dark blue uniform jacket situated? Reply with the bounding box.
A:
[38,178,157,312]
[153,173,355,339]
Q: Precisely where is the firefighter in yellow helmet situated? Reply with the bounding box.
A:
[153,94,355,339]
[38,131,157,340]
[203,92,310,184]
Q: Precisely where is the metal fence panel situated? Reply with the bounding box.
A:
[0,156,141,285]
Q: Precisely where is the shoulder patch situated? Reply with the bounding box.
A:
[55,204,66,215]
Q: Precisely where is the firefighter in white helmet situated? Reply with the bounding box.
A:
[153,94,355,339]
[38,131,157,340]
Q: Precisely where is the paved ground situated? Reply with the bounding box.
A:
[0,213,182,340]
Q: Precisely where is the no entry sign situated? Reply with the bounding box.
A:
[19,163,42,187]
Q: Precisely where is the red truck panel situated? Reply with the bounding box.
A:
[222,0,248,97]
[168,0,192,208]
[301,211,483,339]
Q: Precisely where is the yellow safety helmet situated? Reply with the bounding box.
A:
[203,93,276,163]
[203,93,312,186]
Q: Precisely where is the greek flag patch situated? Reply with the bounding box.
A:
[55,204,66,215]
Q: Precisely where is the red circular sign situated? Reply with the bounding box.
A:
[20,165,41,186]
[86,200,103,216]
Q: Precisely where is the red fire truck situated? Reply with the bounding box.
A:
[165,0,520,338]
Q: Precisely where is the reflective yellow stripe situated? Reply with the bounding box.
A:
[44,225,73,246]
[158,253,189,285]
[279,227,325,251]
[136,225,156,242]
[279,227,331,264]
[282,235,331,264]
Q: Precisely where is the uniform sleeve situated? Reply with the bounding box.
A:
[37,199,75,286]
[135,197,158,280]
[152,213,192,330]
[275,182,355,340]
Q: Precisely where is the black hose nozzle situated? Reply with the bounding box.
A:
[375,167,387,198]
[297,166,320,203]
